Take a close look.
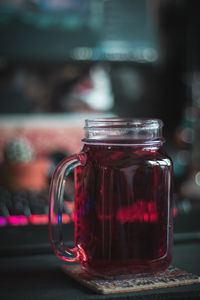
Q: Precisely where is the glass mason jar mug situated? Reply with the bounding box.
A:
[49,118,173,277]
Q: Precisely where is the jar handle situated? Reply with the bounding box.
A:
[49,154,83,262]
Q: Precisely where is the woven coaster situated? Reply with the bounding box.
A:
[61,264,200,295]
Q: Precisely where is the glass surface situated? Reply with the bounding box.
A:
[49,118,173,277]
[74,142,173,277]
[83,118,163,143]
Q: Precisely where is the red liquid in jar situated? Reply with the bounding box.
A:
[75,142,173,277]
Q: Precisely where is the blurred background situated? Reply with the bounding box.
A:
[0,0,200,238]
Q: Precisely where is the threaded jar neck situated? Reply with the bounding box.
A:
[82,118,164,146]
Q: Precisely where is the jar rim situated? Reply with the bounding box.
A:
[83,118,164,145]
[84,118,163,130]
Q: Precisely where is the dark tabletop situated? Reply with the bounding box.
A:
[0,213,200,300]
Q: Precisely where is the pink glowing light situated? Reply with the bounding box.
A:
[173,207,178,217]
[0,216,7,226]
[29,214,48,225]
[62,213,70,224]
[116,200,158,224]
[7,215,28,226]
[20,215,28,225]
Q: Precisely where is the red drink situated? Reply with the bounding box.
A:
[49,118,173,277]
[75,143,173,277]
